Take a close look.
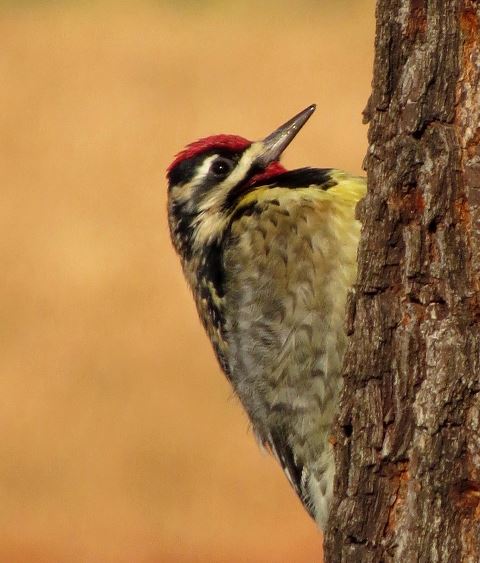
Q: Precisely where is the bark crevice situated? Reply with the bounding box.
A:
[325,2,480,561]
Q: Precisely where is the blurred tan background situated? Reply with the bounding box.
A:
[1,1,374,561]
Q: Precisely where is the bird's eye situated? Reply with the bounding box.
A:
[210,157,233,178]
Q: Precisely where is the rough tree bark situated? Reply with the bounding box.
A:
[324,1,480,561]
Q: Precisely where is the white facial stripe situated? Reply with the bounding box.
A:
[172,142,267,250]
[194,155,217,183]
[191,210,230,251]
[197,142,265,213]
[191,143,269,248]
[169,154,217,207]
[220,142,264,189]
[220,142,265,192]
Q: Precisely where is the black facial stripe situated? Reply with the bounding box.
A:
[169,199,197,261]
[220,163,265,212]
[168,150,243,261]
[167,149,242,188]
[250,167,335,189]
[167,153,205,188]
[228,200,260,224]
[222,167,336,215]
[194,152,241,196]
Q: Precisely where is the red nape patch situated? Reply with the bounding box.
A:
[167,134,252,175]
[247,161,287,186]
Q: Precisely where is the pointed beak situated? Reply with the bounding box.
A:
[255,104,316,168]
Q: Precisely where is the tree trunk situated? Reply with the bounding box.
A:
[324,1,480,561]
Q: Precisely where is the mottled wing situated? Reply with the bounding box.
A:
[266,429,315,517]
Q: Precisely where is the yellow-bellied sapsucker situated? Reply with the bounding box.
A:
[167,105,366,529]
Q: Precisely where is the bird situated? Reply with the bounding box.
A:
[167,104,366,529]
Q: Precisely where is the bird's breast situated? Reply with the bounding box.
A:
[222,186,361,427]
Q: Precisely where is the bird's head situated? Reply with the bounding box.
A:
[167,104,316,257]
